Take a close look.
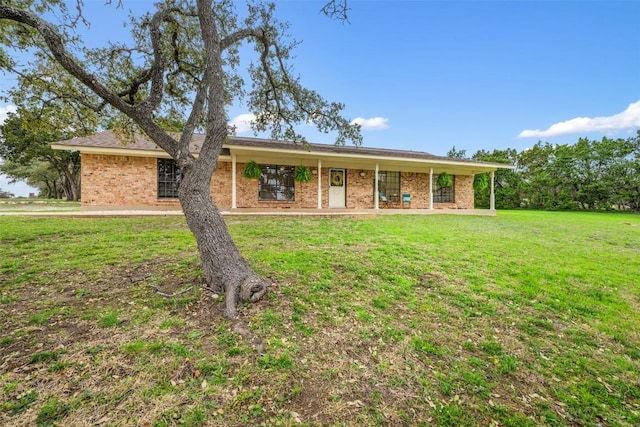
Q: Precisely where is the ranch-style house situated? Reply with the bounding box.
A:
[51,130,513,212]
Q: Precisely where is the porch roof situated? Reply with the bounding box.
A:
[51,130,513,175]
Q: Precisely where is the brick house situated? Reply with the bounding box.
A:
[51,130,512,211]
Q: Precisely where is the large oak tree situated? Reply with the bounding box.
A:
[0,0,361,317]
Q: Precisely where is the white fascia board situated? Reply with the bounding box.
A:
[226,145,513,172]
[50,144,168,158]
[50,144,232,161]
[50,142,511,172]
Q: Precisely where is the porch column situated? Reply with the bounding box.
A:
[374,163,380,210]
[231,154,237,209]
[429,167,434,210]
[317,159,322,209]
[490,170,495,211]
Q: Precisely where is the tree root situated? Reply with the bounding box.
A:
[231,319,265,354]
[222,274,268,319]
[239,275,268,303]
[146,284,194,298]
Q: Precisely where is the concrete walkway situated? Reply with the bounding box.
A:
[0,207,497,217]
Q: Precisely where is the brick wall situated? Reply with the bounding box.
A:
[345,169,373,208]
[81,154,475,209]
[235,163,320,209]
[211,161,232,208]
[455,175,475,209]
[81,154,179,207]
[401,172,431,209]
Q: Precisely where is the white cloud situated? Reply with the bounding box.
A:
[228,113,256,134]
[518,100,640,138]
[229,113,391,134]
[0,105,17,125]
[350,117,389,131]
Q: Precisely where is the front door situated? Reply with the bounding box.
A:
[328,169,346,208]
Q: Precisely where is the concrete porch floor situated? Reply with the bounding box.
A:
[1,207,497,217]
[223,208,497,216]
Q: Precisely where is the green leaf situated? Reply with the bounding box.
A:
[243,161,262,179]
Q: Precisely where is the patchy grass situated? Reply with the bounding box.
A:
[1,211,639,426]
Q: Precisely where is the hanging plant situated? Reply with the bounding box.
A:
[437,172,453,188]
[243,161,262,179]
[294,165,312,183]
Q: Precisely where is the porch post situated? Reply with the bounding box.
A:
[374,163,380,210]
[429,167,434,210]
[490,170,495,211]
[231,154,237,209]
[317,159,322,209]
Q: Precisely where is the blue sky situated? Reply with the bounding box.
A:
[1,0,639,196]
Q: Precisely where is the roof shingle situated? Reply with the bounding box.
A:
[53,130,497,166]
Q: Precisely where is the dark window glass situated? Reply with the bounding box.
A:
[375,171,401,203]
[157,158,180,198]
[433,174,455,203]
[259,165,295,201]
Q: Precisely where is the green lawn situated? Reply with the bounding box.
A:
[1,211,639,426]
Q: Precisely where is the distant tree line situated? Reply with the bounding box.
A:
[0,112,81,200]
[1,108,638,211]
[462,131,640,212]
[0,188,15,198]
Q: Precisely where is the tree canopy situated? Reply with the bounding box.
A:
[0,0,361,318]
[0,111,81,199]
[467,132,640,212]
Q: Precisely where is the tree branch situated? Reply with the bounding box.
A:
[321,0,351,22]
[0,3,189,159]
[119,67,154,105]
[0,4,133,116]
[251,25,361,146]
[142,7,177,113]
[180,75,208,149]
[220,27,263,51]
[194,0,229,163]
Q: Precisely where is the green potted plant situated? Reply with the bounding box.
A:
[437,172,453,187]
[294,165,312,182]
[243,161,262,179]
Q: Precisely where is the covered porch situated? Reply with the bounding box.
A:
[225,140,502,211]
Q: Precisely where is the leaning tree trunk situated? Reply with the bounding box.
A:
[178,163,267,318]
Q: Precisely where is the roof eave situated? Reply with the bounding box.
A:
[51,141,514,172]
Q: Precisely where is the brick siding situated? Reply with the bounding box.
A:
[81,154,172,207]
[81,154,475,209]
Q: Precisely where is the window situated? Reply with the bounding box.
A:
[259,165,295,201]
[375,171,401,203]
[433,174,455,203]
[157,158,180,198]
